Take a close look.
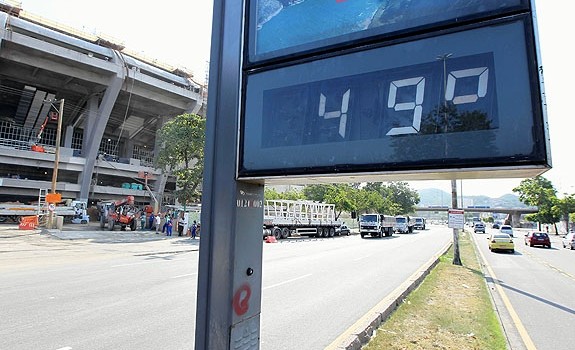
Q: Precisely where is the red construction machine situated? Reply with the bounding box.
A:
[98,195,138,231]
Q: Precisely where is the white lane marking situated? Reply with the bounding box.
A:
[171,273,198,279]
[263,273,312,291]
[353,255,371,261]
[56,347,72,350]
[473,233,537,350]
[112,259,180,267]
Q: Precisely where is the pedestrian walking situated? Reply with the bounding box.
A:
[166,216,173,236]
[148,212,154,230]
[162,213,168,233]
[190,220,197,239]
[155,213,161,234]
[177,214,185,237]
[140,212,146,230]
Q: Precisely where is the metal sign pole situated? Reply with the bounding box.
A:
[195,1,264,349]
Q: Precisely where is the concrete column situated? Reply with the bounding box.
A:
[151,116,170,202]
[123,139,134,159]
[0,12,7,48]
[82,96,99,156]
[78,52,126,200]
[511,212,522,228]
[64,125,74,148]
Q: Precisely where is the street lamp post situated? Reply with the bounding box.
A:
[437,53,462,265]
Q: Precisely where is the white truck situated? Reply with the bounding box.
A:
[263,200,343,239]
[394,215,415,234]
[413,217,426,230]
[0,200,89,223]
[359,213,396,238]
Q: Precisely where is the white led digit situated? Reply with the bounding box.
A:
[386,77,425,136]
[318,89,350,138]
[446,67,488,104]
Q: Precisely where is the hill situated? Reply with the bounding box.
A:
[417,188,529,208]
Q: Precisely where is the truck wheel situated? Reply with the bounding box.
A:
[316,228,323,238]
[329,227,335,237]
[281,227,289,239]
[107,218,114,231]
[360,232,365,239]
[273,227,282,240]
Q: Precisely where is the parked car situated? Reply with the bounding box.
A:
[562,232,575,250]
[335,224,350,236]
[488,233,515,253]
[492,223,500,229]
[500,225,514,237]
[524,231,551,248]
[473,222,486,233]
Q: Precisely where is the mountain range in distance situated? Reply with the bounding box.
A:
[417,188,531,209]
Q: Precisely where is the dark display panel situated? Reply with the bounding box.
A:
[240,18,548,178]
[250,0,526,63]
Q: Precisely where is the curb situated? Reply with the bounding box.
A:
[326,241,453,350]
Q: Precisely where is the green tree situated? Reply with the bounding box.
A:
[264,187,304,200]
[552,194,575,234]
[513,176,559,229]
[355,188,385,214]
[156,113,205,205]
[303,184,358,219]
[362,182,420,215]
[385,181,420,214]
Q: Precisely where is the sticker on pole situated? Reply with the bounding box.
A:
[48,203,56,212]
[448,209,465,229]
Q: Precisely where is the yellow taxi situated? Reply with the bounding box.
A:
[488,233,515,253]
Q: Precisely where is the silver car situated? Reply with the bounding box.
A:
[500,225,514,237]
[562,232,575,250]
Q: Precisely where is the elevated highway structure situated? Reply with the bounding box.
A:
[0,2,203,206]
[415,206,539,227]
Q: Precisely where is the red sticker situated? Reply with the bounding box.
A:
[232,284,251,316]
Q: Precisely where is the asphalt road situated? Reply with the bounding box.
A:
[472,227,575,350]
[0,224,452,350]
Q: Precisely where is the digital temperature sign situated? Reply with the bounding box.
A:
[239,16,550,180]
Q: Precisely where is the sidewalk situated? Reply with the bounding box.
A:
[0,221,200,256]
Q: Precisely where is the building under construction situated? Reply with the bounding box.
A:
[0,1,204,211]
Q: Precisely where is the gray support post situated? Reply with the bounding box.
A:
[64,125,74,148]
[123,139,134,159]
[82,96,99,155]
[0,12,7,47]
[152,116,170,203]
[79,68,124,200]
[195,1,264,349]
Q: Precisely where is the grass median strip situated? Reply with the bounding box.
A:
[364,231,507,350]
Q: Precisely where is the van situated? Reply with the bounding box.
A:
[474,222,486,233]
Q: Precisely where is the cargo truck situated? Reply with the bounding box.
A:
[394,215,415,234]
[0,200,89,223]
[263,200,343,239]
[359,213,395,238]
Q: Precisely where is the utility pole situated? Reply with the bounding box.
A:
[452,179,462,265]
[51,99,64,194]
[49,99,64,229]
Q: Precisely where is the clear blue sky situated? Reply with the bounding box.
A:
[19,0,573,198]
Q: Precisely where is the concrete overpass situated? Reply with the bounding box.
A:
[415,206,539,228]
